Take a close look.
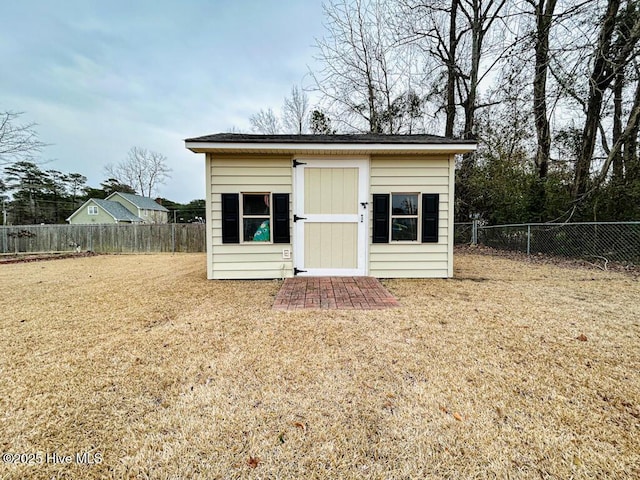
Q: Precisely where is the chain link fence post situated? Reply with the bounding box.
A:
[471,219,478,245]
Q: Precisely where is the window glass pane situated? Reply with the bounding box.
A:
[392,194,418,215]
[243,194,270,215]
[244,218,270,242]
[392,218,417,241]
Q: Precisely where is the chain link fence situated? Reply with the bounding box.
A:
[454,222,474,245]
[455,222,640,264]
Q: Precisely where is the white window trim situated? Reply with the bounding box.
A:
[88,205,99,215]
[240,192,272,243]
[390,192,420,243]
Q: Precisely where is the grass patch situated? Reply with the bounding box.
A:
[1,253,638,478]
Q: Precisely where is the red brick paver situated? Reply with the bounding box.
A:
[273,276,400,310]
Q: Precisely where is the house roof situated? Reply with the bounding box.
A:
[92,199,144,222]
[185,133,477,155]
[186,133,476,144]
[107,192,170,212]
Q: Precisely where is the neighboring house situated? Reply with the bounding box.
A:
[67,193,169,225]
[185,133,477,280]
[66,198,144,224]
[105,192,169,224]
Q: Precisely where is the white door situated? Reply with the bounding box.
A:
[294,158,369,276]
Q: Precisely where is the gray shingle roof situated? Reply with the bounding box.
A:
[185,133,476,145]
[92,199,144,222]
[109,192,169,212]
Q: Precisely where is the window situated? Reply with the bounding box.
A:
[391,193,418,241]
[242,193,271,242]
[88,205,98,215]
[372,193,439,244]
[221,193,290,244]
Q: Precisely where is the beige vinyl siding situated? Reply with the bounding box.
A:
[208,154,293,279]
[148,211,168,224]
[369,155,453,278]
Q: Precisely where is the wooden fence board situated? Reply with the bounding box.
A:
[0,224,206,254]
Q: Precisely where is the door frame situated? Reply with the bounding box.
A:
[293,156,370,276]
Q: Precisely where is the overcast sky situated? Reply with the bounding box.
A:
[1,0,325,202]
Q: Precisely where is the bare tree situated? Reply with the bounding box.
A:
[400,0,509,139]
[282,85,310,134]
[456,0,509,141]
[593,66,640,187]
[621,63,640,180]
[105,147,171,197]
[571,0,640,198]
[312,0,421,133]
[249,108,281,134]
[524,0,557,182]
[0,111,46,166]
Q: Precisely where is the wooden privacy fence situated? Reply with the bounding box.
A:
[0,224,206,254]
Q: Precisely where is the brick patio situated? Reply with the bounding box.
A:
[273,276,400,310]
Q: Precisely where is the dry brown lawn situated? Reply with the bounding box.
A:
[0,253,638,479]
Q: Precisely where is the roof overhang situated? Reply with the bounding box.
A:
[185,141,477,156]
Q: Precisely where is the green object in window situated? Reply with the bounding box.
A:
[253,219,270,241]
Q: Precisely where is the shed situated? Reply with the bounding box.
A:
[185,133,477,279]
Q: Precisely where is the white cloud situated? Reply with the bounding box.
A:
[1,0,325,202]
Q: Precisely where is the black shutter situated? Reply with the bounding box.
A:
[422,193,439,243]
[221,193,240,243]
[272,193,290,243]
[372,194,390,243]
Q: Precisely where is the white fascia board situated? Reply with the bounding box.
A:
[185,141,477,154]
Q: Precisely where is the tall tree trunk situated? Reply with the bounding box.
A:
[612,69,625,182]
[445,0,458,137]
[623,128,639,180]
[528,0,557,222]
[533,0,556,180]
[596,74,640,186]
[623,107,639,181]
[621,64,640,181]
[573,0,621,199]
[459,0,484,209]
[462,0,481,141]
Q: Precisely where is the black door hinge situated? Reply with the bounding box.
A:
[293,159,307,167]
[294,267,307,275]
[293,214,307,222]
